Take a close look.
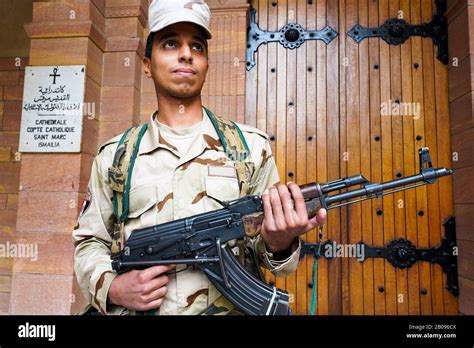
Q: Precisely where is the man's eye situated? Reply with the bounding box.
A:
[192,43,203,52]
[164,41,176,48]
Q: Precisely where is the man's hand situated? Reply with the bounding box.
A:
[260,182,327,253]
[108,264,175,311]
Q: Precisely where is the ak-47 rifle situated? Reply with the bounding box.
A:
[111,148,453,315]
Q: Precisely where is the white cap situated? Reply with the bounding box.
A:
[148,0,212,39]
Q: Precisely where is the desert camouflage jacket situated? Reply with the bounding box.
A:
[73,108,301,315]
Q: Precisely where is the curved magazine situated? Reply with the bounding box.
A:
[200,245,289,315]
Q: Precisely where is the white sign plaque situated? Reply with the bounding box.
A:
[19,65,86,153]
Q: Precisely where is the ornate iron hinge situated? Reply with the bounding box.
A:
[347,0,448,64]
[302,216,458,296]
[246,8,338,71]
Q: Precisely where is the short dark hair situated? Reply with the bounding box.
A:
[145,32,156,59]
[144,29,208,59]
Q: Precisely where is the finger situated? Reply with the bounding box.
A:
[142,286,167,303]
[262,189,276,232]
[287,182,308,221]
[270,186,286,229]
[277,184,297,223]
[304,208,327,233]
[143,274,170,294]
[141,264,176,281]
[316,208,327,224]
[305,216,321,233]
[141,297,164,311]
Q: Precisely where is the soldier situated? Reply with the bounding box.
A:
[73,0,327,315]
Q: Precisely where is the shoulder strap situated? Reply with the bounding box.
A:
[204,107,249,160]
[109,124,148,255]
[204,107,253,197]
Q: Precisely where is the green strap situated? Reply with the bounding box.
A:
[233,122,250,155]
[136,309,156,316]
[112,127,133,220]
[204,106,250,159]
[110,124,148,256]
[309,244,321,315]
[110,124,149,223]
[119,124,148,222]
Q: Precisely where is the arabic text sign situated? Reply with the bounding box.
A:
[19,66,86,153]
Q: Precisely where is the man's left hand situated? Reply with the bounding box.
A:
[260,182,327,253]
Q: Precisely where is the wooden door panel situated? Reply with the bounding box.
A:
[245,0,457,315]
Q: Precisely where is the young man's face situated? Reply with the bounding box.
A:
[144,22,209,100]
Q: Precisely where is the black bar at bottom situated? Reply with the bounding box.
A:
[0,315,472,346]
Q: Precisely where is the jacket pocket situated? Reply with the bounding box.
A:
[127,184,157,219]
[205,175,240,203]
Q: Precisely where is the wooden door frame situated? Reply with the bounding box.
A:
[447,0,474,315]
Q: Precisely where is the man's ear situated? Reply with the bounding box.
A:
[143,57,152,78]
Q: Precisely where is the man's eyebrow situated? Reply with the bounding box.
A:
[193,35,207,46]
[156,32,206,46]
[157,32,178,43]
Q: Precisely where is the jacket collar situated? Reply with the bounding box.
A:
[138,107,224,156]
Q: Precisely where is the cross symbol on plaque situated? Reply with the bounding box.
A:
[49,67,60,84]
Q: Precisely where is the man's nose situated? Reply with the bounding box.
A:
[178,44,193,63]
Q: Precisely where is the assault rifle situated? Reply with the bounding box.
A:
[111,148,453,315]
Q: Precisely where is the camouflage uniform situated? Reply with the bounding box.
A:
[73,109,301,315]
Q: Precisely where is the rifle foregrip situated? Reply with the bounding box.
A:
[306,197,324,218]
[200,245,289,315]
[242,196,324,238]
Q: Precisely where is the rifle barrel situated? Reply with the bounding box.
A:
[325,167,453,207]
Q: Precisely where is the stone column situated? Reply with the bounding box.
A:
[203,0,249,124]
[0,56,28,314]
[9,0,104,314]
[100,0,148,143]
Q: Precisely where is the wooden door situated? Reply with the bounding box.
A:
[245,0,457,315]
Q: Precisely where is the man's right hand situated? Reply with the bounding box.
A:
[108,264,174,311]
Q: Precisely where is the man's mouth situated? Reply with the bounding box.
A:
[174,68,196,76]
